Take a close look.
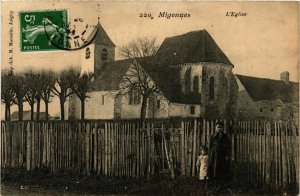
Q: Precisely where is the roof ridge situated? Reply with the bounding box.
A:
[163,29,208,40]
[236,74,299,84]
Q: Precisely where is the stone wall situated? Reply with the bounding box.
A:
[201,63,237,119]
[179,63,202,94]
[169,103,201,117]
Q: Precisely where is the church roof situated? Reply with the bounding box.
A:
[236,74,299,103]
[90,22,115,47]
[155,30,233,66]
[91,59,131,91]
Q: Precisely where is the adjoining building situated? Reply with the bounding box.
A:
[235,72,299,121]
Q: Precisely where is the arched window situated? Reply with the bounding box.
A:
[129,85,141,105]
[101,48,108,60]
[209,76,214,100]
[184,69,191,93]
[193,76,199,93]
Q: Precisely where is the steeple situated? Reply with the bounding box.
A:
[92,23,115,47]
[81,3,115,76]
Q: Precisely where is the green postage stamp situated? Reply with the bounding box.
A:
[20,10,68,52]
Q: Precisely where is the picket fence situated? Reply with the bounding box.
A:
[1,118,299,189]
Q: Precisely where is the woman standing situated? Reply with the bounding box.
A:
[207,121,231,190]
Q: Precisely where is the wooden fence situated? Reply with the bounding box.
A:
[1,118,299,189]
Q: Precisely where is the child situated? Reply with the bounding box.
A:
[196,146,209,188]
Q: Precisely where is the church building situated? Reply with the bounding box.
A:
[68,22,238,120]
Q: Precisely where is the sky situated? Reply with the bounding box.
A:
[2,1,299,81]
[1,1,299,118]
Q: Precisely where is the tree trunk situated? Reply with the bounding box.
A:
[7,105,11,121]
[60,101,65,120]
[36,98,40,120]
[18,102,23,121]
[5,103,10,121]
[81,99,85,120]
[140,95,148,120]
[30,103,34,120]
[145,124,151,178]
[44,100,49,120]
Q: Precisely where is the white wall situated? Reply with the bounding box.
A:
[169,102,201,117]
[81,44,95,74]
[85,91,117,119]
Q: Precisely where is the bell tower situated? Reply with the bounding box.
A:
[93,22,115,76]
[81,5,115,76]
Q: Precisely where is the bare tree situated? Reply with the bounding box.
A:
[119,37,160,120]
[11,73,28,121]
[71,71,94,120]
[24,70,47,120]
[24,70,37,120]
[41,70,56,120]
[51,69,75,120]
[1,71,15,121]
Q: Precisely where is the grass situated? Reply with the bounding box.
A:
[1,167,298,195]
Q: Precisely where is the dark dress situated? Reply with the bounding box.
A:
[207,132,231,181]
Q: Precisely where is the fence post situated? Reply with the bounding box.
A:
[265,121,271,185]
[191,119,197,177]
[26,122,31,171]
[180,121,185,176]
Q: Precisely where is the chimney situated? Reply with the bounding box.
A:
[280,71,289,84]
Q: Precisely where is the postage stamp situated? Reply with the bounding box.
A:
[20,10,68,52]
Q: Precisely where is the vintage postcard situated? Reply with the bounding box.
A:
[1,1,299,195]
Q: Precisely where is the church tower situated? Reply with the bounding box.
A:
[93,22,115,75]
[81,22,115,76]
[71,22,115,120]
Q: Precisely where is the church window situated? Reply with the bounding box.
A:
[260,108,263,112]
[101,95,105,105]
[184,69,191,93]
[101,48,108,60]
[209,76,214,100]
[157,100,161,109]
[190,106,195,114]
[193,76,199,93]
[129,85,141,105]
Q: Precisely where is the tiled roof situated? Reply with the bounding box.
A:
[236,74,299,103]
[155,30,233,66]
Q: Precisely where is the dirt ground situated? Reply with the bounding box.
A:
[1,168,298,195]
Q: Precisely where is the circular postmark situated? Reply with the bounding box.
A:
[43,16,98,51]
